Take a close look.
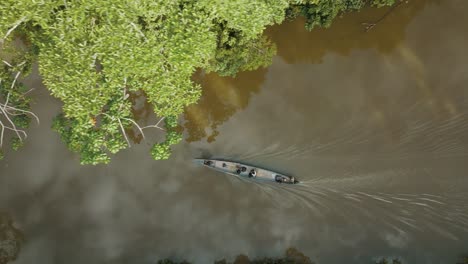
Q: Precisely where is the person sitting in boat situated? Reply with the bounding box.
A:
[275,175,282,183]
[204,160,213,166]
[249,169,257,177]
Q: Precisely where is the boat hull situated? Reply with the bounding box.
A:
[194,159,299,184]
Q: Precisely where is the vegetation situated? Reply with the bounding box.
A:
[0,43,38,159]
[156,248,314,264]
[1,0,397,164]
[0,213,23,264]
[286,0,396,30]
[149,250,468,264]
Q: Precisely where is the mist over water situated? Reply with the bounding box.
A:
[1,0,468,263]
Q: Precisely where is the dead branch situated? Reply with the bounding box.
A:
[2,16,27,43]
[2,104,40,125]
[141,117,165,131]
[117,117,131,147]
[0,65,40,150]
[120,117,146,140]
[5,71,21,106]
[362,0,405,32]
[0,120,4,147]
[0,118,28,148]
[0,105,23,142]
[102,113,132,147]
[2,60,13,67]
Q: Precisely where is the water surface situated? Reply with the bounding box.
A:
[1,0,468,263]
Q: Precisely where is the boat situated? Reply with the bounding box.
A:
[194,159,299,184]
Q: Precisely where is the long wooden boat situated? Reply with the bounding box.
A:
[194,159,299,184]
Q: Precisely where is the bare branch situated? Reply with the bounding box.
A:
[0,118,28,143]
[0,120,5,147]
[362,0,404,32]
[2,16,27,42]
[2,125,27,138]
[2,104,40,125]
[120,117,146,140]
[5,72,21,107]
[17,61,26,68]
[2,60,13,67]
[117,117,131,147]
[0,106,23,141]
[22,87,35,96]
[141,117,165,131]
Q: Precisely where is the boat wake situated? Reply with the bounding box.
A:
[232,175,468,240]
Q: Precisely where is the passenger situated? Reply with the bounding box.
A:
[249,169,257,177]
[222,163,227,167]
[275,175,282,183]
[241,166,247,172]
[236,169,242,174]
[204,160,212,166]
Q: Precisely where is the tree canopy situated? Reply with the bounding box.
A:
[0,0,395,164]
[286,0,396,30]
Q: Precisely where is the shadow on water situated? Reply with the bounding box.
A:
[183,69,267,143]
[0,212,23,263]
[267,0,439,64]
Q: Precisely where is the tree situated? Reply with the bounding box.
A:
[286,0,396,30]
[215,248,315,264]
[0,0,287,164]
[1,0,399,164]
[0,42,38,159]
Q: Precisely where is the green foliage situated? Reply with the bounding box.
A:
[1,0,293,164]
[195,0,289,39]
[372,0,397,8]
[206,23,277,77]
[151,116,182,160]
[0,47,34,157]
[51,103,129,165]
[151,143,171,160]
[286,0,396,30]
[1,0,399,164]
[165,116,179,129]
[10,137,24,151]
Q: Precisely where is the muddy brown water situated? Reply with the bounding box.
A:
[1,0,468,263]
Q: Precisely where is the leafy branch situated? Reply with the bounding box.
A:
[0,58,39,159]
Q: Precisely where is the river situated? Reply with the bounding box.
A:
[1,0,468,263]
